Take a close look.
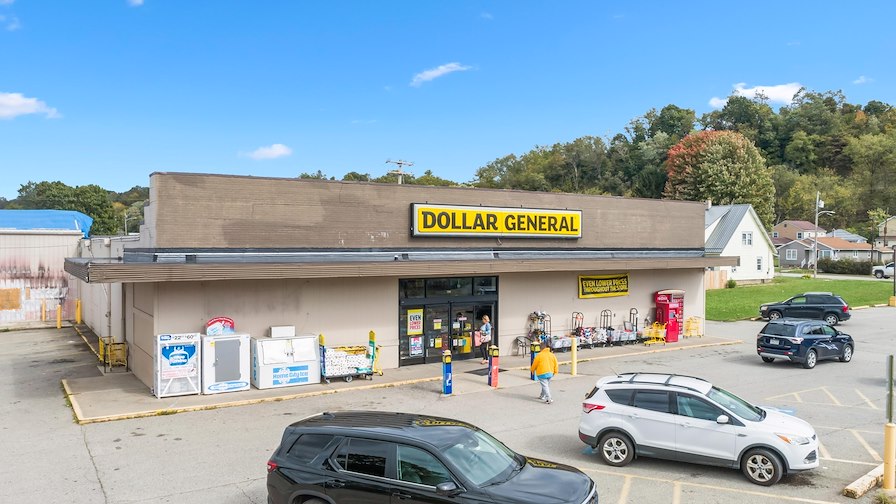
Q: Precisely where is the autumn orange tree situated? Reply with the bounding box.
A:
[664,130,775,227]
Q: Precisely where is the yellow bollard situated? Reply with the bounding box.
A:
[41,300,46,321]
[76,299,82,324]
[319,333,325,346]
[885,423,895,490]
[571,336,577,376]
[56,305,62,329]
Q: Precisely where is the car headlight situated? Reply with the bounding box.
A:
[776,433,811,445]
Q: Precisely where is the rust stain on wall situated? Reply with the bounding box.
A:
[0,256,72,323]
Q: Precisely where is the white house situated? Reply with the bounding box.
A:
[705,203,776,286]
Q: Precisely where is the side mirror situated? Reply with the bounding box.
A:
[716,415,729,424]
[436,481,463,496]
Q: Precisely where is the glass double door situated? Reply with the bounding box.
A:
[400,303,493,365]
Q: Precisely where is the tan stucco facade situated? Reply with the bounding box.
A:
[66,173,732,391]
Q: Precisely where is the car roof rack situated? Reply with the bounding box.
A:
[605,372,709,394]
[802,291,833,295]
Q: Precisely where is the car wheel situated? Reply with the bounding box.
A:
[303,500,327,504]
[598,432,634,467]
[761,356,774,363]
[742,448,783,486]
[840,345,853,363]
[802,349,817,369]
[768,310,782,321]
[875,271,884,279]
[823,313,840,326]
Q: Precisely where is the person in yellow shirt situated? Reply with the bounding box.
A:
[530,342,558,404]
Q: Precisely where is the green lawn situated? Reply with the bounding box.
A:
[706,277,893,321]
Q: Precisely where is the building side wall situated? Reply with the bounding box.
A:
[128,282,156,388]
[719,218,775,282]
[149,173,706,250]
[0,231,81,325]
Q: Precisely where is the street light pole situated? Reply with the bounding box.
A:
[813,192,820,278]
[813,192,835,278]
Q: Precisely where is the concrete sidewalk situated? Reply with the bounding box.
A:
[62,334,743,424]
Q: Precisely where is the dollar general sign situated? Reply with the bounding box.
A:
[412,204,582,238]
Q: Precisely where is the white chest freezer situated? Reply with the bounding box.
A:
[201,332,251,394]
[154,332,202,399]
[251,334,321,389]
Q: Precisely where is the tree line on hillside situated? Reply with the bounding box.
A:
[4,87,895,239]
[0,182,148,235]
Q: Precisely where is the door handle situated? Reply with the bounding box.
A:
[327,480,345,488]
[393,492,413,499]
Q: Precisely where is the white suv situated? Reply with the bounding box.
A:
[578,373,819,486]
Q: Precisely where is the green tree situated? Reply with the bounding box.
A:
[664,131,775,226]
[299,170,330,180]
[14,181,118,235]
[341,171,371,182]
[845,132,896,218]
[410,170,457,187]
[649,104,696,141]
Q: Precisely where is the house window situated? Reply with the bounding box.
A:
[853,251,858,258]
[756,257,763,271]
[786,249,797,261]
[742,232,753,246]
[772,232,778,238]
[797,232,804,239]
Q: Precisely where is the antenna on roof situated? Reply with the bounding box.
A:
[385,159,414,184]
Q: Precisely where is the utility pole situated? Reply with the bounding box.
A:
[385,159,414,184]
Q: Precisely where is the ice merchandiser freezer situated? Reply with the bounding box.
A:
[251,334,321,389]
[201,332,251,394]
[154,332,202,399]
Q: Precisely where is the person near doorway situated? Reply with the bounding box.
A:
[479,315,492,364]
[530,343,558,404]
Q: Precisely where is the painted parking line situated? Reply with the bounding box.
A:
[850,429,882,462]
[580,467,841,504]
[671,481,681,504]
[616,475,632,504]
[817,440,831,459]
[821,386,841,406]
[855,389,878,409]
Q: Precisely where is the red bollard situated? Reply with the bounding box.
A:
[487,345,499,388]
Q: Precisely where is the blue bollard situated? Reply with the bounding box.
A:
[530,340,541,380]
[442,350,452,395]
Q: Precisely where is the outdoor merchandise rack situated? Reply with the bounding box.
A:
[319,332,382,383]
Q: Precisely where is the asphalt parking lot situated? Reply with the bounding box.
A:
[1,307,894,503]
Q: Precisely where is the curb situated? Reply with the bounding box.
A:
[67,339,741,424]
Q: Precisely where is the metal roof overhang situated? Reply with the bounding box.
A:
[65,251,737,284]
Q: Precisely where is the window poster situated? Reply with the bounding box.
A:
[408,308,424,335]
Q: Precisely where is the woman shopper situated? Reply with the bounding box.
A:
[530,342,558,404]
[479,315,492,364]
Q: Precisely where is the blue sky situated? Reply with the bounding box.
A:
[1,1,894,200]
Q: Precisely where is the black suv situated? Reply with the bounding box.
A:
[758,292,850,325]
[267,411,598,504]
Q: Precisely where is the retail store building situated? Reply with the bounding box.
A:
[66,172,734,390]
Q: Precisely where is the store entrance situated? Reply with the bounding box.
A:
[398,276,497,366]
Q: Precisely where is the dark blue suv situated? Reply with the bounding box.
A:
[756,319,855,369]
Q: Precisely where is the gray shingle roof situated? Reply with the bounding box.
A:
[705,204,751,254]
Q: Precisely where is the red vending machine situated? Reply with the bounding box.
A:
[654,290,684,342]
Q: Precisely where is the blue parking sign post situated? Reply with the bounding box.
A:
[442,350,452,396]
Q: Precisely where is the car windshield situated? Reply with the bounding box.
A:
[438,428,520,486]
[707,386,763,422]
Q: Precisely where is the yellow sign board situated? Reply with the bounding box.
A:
[408,308,423,335]
[578,274,629,298]
[412,203,582,238]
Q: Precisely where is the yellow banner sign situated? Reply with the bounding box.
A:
[407,308,423,335]
[412,204,582,238]
[578,274,629,298]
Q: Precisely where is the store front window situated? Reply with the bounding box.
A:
[399,276,497,366]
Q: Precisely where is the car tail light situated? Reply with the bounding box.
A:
[583,403,605,413]
[842,305,849,313]
[267,460,278,474]
[785,337,803,344]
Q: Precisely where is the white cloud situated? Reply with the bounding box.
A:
[410,62,472,87]
[480,12,493,20]
[709,82,803,109]
[246,143,292,160]
[0,13,20,31]
[0,92,60,119]
[853,75,872,85]
[127,0,144,6]
[0,0,15,5]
